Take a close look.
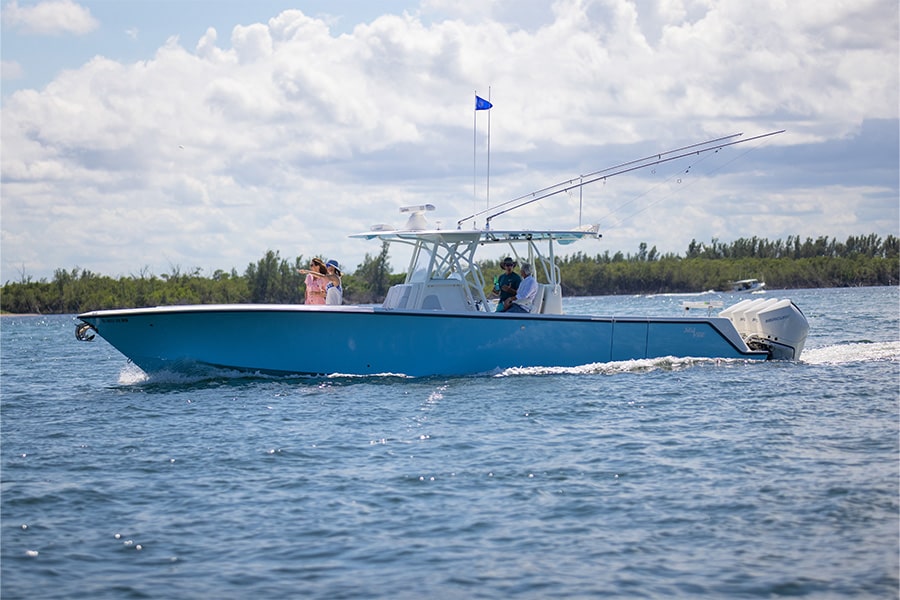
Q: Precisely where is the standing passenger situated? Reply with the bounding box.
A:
[298,258,328,304]
[324,259,343,305]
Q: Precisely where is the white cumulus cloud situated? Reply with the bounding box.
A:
[2,0,98,35]
[1,59,24,79]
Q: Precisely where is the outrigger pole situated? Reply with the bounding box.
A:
[457,130,785,229]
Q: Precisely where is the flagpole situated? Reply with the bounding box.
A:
[473,92,494,229]
[473,90,477,224]
[486,86,491,211]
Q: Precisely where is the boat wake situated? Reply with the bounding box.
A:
[494,355,748,377]
[493,342,900,375]
[642,290,717,298]
[116,363,299,386]
[800,341,899,365]
[118,363,152,385]
[116,362,415,386]
[115,342,894,385]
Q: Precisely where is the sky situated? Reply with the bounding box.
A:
[2,0,898,282]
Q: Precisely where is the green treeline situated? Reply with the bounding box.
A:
[556,234,899,295]
[2,234,897,314]
[1,246,401,315]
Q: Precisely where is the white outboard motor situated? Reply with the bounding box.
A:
[721,298,809,360]
[752,299,809,360]
[719,299,761,333]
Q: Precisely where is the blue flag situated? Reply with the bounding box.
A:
[475,96,493,110]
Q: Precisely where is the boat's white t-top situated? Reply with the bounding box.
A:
[351,207,601,314]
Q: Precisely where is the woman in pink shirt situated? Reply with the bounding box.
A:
[299,258,328,305]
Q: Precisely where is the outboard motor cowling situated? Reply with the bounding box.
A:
[721,298,810,360]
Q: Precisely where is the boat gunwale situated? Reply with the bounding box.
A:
[79,303,741,323]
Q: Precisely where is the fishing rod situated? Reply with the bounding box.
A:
[456,130,784,229]
[457,132,743,229]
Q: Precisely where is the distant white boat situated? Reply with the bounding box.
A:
[729,278,766,293]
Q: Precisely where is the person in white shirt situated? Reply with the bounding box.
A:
[323,259,343,305]
[503,263,538,313]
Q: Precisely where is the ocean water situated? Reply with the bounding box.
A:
[2,286,897,599]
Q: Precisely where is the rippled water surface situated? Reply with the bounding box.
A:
[2,287,898,599]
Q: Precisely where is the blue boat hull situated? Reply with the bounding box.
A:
[77,305,767,377]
